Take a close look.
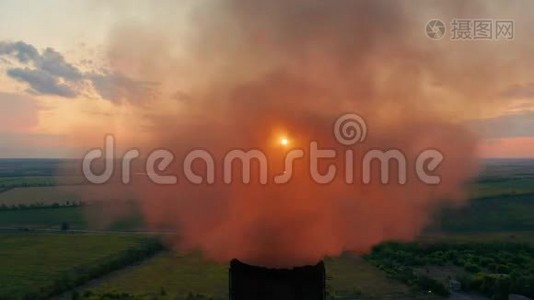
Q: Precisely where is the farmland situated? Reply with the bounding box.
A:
[0,158,532,299]
[0,232,162,299]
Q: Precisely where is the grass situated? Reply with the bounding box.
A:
[80,252,229,300]
[0,232,157,299]
[0,206,87,229]
[325,254,434,299]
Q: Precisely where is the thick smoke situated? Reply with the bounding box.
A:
[88,0,484,267]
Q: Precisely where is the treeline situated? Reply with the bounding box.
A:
[0,201,87,211]
[21,238,165,300]
[71,290,213,300]
[0,180,57,194]
[474,174,534,184]
[0,179,89,192]
[365,241,534,299]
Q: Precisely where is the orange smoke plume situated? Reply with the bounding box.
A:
[76,0,483,267]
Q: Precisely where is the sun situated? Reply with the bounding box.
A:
[279,136,289,146]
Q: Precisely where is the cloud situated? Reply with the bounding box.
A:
[469,111,534,139]
[90,72,157,104]
[7,67,78,98]
[38,48,83,80]
[0,40,155,103]
[0,41,39,63]
[501,83,534,99]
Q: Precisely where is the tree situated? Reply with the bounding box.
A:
[61,222,70,231]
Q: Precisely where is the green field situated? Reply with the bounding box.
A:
[0,206,87,229]
[0,232,160,299]
[471,177,534,198]
[1,179,533,234]
[325,255,433,300]
[0,204,144,231]
[0,182,144,231]
[432,193,534,233]
[79,252,229,300]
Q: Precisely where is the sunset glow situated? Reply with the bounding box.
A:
[0,1,533,158]
[1,2,534,294]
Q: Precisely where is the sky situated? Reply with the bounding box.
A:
[0,0,534,158]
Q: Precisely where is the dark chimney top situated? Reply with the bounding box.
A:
[229,259,326,300]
